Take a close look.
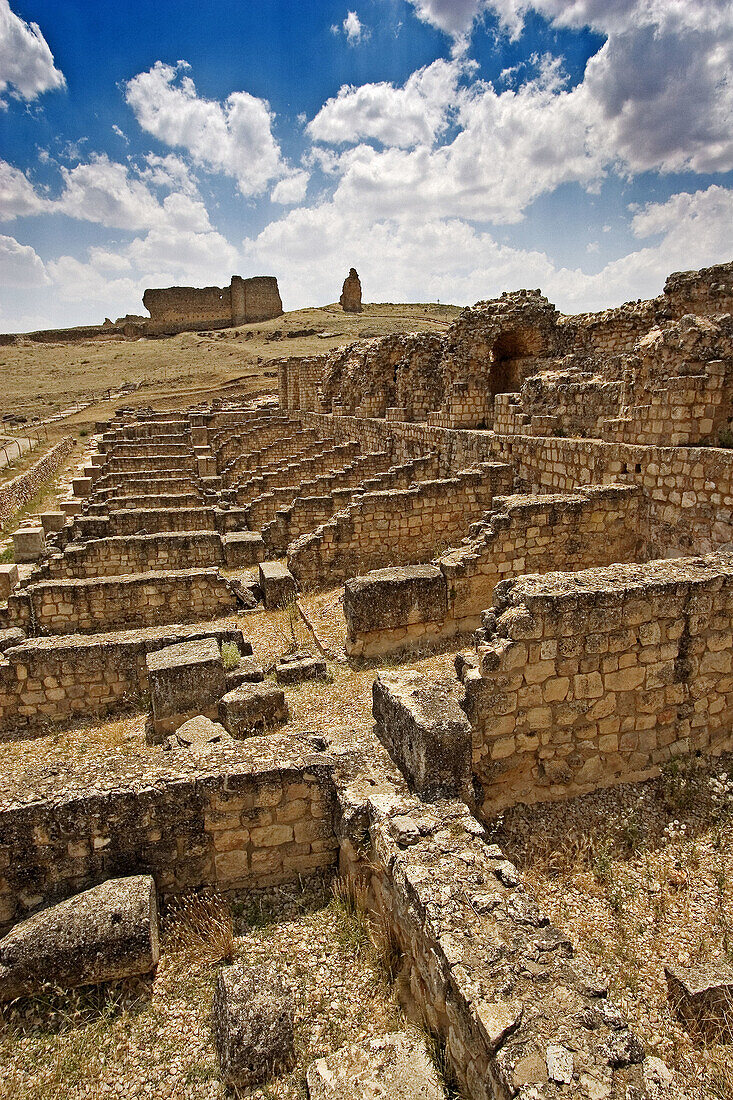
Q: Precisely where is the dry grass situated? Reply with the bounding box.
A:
[494,755,733,1099]
[1,302,459,422]
[164,892,236,966]
[0,875,404,1100]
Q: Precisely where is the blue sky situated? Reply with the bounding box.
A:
[0,0,731,331]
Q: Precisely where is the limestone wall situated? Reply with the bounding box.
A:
[338,778,648,1100]
[5,569,237,634]
[46,533,226,578]
[344,485,644,657]
[0,744,336,933]
[0,623,246,733]
[0,437,76,528]
[288,462,512,589]
[462,552,733,811]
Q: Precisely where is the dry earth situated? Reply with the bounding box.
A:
[0,303,460,423]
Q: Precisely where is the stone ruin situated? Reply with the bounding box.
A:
[142,273,283,335]
[0,273,284,345]
[1,259,733,1096]
[340,267,363,313]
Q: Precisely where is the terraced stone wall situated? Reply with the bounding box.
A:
[344,485,644,657]
[462,553,733,811]
[289,463,512,589]
[5,569,237,634]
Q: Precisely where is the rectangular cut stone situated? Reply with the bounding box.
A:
[146,637,226,738]
[13,527,45,563]
[372,671,472,799]
[259,561,297,609]
[224,532,265,568]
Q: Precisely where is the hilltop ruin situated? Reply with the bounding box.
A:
[2,259,733,1097]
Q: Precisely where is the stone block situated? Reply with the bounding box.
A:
[39,511,66,534]
[59,499,83,518]
[275,653,327,684]
[373,671,472,799]
[224,531,265,568]
[0,563,19,600]
[13,527,45,563]
[165,715,232,752]
[225,658,265,689]
[259,561,296,608]
[219,683,289,738]
[72,476,93,498]
[212,964,294,1089]
[306,1031,446,1100]
[665,963,733,1029]
[0,875,159,1000]
[146,636,226,738]
[345,564,447,635]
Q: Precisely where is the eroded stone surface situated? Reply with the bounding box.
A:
[0,875,159,1001]
[212,964,294,1089]
[306,1031,446,1099]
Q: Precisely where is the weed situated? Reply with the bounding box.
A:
[661,754,701,812]
[164,891,235,964]
[220,640,241,670]
[591,836,614,884]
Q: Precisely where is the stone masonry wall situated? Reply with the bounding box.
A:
[462,552,733,811]
[0,436,76,528]
[344,485,644,657]
[288,463,512,589]
[297,413,733,558]
[0,623,246,733]
[0,742,336,934]
[5,569,237,634]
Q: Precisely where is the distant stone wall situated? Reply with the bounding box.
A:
[462,552,733,810]
[344,485,644,657]
[0,743,336,933]
[142,275,282,333]
[288,462,512,589]
[5,568,237,634]
[0,436,76,528]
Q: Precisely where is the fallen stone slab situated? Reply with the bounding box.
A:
[219,683,289,738]
[165,715,232,751]
[230,578,262,610]
[0,875,159,1001]
[306,1031,446,1100]
[275,654,327,685]
[146,636,226,739]
[373,671,472,800]
[212,964,294,1089]
[665,963,733,1029]
[259,560,296,609]
[225,657,265,689]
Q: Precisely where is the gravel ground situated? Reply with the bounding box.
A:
[0,875,406,1100]
[495,756,733,1099]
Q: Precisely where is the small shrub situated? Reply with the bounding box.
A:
[718,427,733,449]
[220,641,241,670]
[165,892,235,965]
[661,754,701,812]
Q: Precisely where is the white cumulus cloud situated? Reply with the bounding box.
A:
[0,233,48,287]
[0,0,65,102]
[0,159,47,219]
[125,61,291,198]
[308,58,471,148]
